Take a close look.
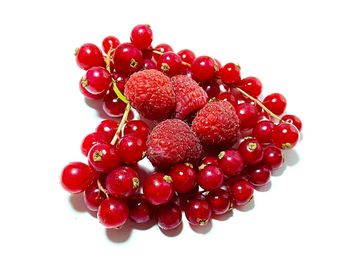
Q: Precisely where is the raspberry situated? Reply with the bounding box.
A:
[170,75,208,119]
[192,100,240,147]
[146,119,203,167]
[124,69,176,120]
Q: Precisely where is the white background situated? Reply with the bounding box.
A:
[0,0,349,262]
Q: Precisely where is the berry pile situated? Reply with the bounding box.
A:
[62,24,302,231]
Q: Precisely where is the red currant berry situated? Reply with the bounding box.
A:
[142,47,154,59]
[88,143,120,173]
[157,202,182,230]
[263,93,287,115]
[197,165,224,191]
[236,102,259,130]
[75,43,105,70]
[83,180,106,211]
[191,56,217,82]
[102,90,127,118]
[143,172,174,205]
[281,114,302,131]
[177,49,196,64]
[82,67,112,94]
[96,119,119,142]
[153,43,173,61]
[157,51,182,76]
[247,164,271,187]
[123,120,150,140]
[253,120,275,144]
[128,194,153,224]
[235,77,262,97]
[185,199,212,226]
[217,91,238,106]
[218,150,244,177]
[200,81,220,98]
[61,162,96,193]
[130,24,153,49]
[263,146,283,169]
[238,138,263,165]
[227,179,254,206]
[118,134,146,164]
[79,77,106,100]
[169,163,197,193]
[81,132,108,156]
[272,122,299,149]
[113,43,143,74]
[143,58,157,70]
[199,156,219,168]
[105,166,139,198]
[219,63,241,84]
[102,36,120,54]
[112,71,128,92]
[97,198,128,228]
[206,189,231,215]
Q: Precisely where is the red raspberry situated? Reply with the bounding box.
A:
[192,100,240,147]
[170,75,208,119]
[124,69,176,120]
[146,119,203,167]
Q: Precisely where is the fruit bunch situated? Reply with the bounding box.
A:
[61,24,302,231]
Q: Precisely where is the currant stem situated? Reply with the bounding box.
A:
[152,49,191,67]
[97,179,109,198]
[236,87,282,121]
[110,103,131,145]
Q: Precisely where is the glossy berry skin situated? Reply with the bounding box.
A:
[263,93,287,115]
[191,56,217,82]
[228,179,254,206]
[105,166,139,198]
[219,63,241,84]
[118,134,146,164]
[157,51,182,76]
[88,143,120,173]
[253,120,275,144]
[102,36,120,54]
[217,92,237,106]
[281,114,302,131]
[157,203,182,230]
[61,162,97,194]
[81,132,108,156]
[200,81,220,98]
[97,198,128,228]
[79,77,106,100]
[247,164,271,187]
[197,165,224,191]
[178,49,196,64]
[185,199,212,225]
[153,43,173,61]
[143,172,174,205]
[236,102,259,130]
[130,24,153,49]
[238,138,263,165]
[96,119,119,142]
[169,163,197,193]
[128,194,153,224]
[83,181,106,211]
[272,122,299,149]
[143,59,157,70]
[102,90,127,118]
[206,189,231,215]
[235,77,262,97]
[83,67,112,94]
[263,146,283,169]
[112,72,128,92]
[199,156,219,168]
[123,120,150,140]
[75,43,105,70]
[113,43,143,74]
[218,150,244,177]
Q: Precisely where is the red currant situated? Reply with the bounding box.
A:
[238,138,263,165]
[253,120,275,144]
[281,114,302,131]
[157,51,182,76]
[102,90,127,118]
[219,63,241,84]
[143,172,174,205]
[128,194,153,224]
[200,81,220,98]
[218,150,244,177]
[157,202,182,230]
[105,166,139,198]
[88,143,120,173]
[206,189,231,215]
[113,43,143,74]
[272,122,299,149]
[217,91,238,106]
[197,165,224,191]
[227,179,254,206]
[247,164,271,187]
[169,163,197,193]
[236,102,259,130]
[177,49,196,64]
[96,119,119,142]
[263,146,284,169]
[82,67,112,94]
[75,43,105,70]
[112,72,128,92]
[235,77,262,97]
[191,56,217,82]
[102,36,120,54]
[263,93,287,115]
[185,199,212,225]
[143,58,157,70]
[61,162,96,193]
[123,120,150,140]
[83,180,106,211]
[118,134,146,164]
[97,198,128,228]
[153,43,173,61]
[130,24,153,49]
[79,77,106,100]
[199,156,219,168]
[81,132,108,156]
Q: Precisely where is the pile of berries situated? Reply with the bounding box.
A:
[61,24,302,231]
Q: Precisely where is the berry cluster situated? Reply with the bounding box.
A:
[62,24,302,232]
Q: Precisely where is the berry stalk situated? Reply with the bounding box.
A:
[110,103,131,145]
[97,179,109,198]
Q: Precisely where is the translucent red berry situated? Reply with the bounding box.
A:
[197,165,224,191]
[247,164,271,187]
[281,114,302,131]
[105,166,139,198]
[153,43,173,61]
[185,199,212,226]
[118,134,146,164]
[253,120,275,144]
[157,51,182,76]
[79,77,106,100]
[217,91,237,106]
[263,93,287,115]
[102,36,120,54]
[130,24,153,49]
[206,189,231,215]
[157,203,182,230]
[61,162,96,194]
[128,194,153,224]
[96,119,119,142]
[228,179,254,206]
[75,43,105,70]
[97,198,128,228]
[236,102,259,130]
[113,43,143,74]
[218,150,244,177]
[219,63,241,84]
[143,172,174,205]
[169,163,197,193]
[178,49,196,64]
[200,80,221,98]
[191,56,217,82]
[83,67,112,94]
[143,58,157,70]
[272,122,299,149]
[123,120,150,140]
[81,132,108,156]
[235,77,262,97]
[238,138,263,165]
[263,146,284,169]
[102,90,127,118]
[88,143,120,173]
[84,180,106,211]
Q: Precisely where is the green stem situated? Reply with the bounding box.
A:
[110,103,131,145]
